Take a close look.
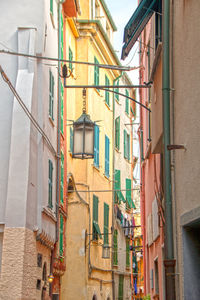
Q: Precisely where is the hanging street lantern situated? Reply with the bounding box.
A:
[72,89,95,159]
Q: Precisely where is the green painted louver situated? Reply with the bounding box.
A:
[69,47,73,71]
[49,71,54,120]
[114,79,119,101]
[105,135,110,177]
[114,169,126,203]
[125,89,129,114]
[124,130,130,161]
[115,117,120,150]
[50,0,53,15]
[59,214,64,256]
[94,125,99,167]
[94,57,99,88]
[105,75,110,106]
[104,203,109,245]
[61,14,64,61]
[70,127,73,153]
[48,159,53,208]
[126,238,130,267]
[113,230,118,265]
[93,222,102,239]
[60,152,64,204]
[126,178,135,208]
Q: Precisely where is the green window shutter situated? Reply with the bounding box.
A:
[126,238,130,267]
[124,130,127,159]
[113,230,118,265]
[50,0,53,14]
[115,117,120,150]
[61,14,64,61]
[69,47,73,71]
[49,71,54,120]
[60,152,64,204]
[59,214,64,256]
[104,203,109,245]
[114,79,119,101]
[127,133,130,161]
[94,125,99,167]
[105,75,110,106]
[125,89,129,114]
[94,57,99,88]
[105,135,110,177]
[93,195,99,240]
[60,80,64,134]
[70,127,73,153]
[118,275,124,300]
[48,160,53,208]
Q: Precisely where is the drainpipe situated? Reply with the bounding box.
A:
[162,0,176,299]
[112,73,123,300]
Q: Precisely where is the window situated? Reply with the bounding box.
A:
[118,275,124,300]
[105,135,110,177]
[125,89,129,114]
[93,195,102,240]
[60,80,64,134]
[60,152,64,205]
[147,42,151,141]
[50,0,53,15]
[115,117,120,150]
[94,57,99,88]
[59,214,64,256]
[48,160,53,208]
[94,125,99,167]
[49,71,54,120]
[126,178,132,209]
[113,230,118,265]
[104,203,109,245]
[105,75,110,106]
[70,127,73,153]
[154,259,159,294]
[114,80,119,102]
[69,47,73,72]
[155,0,162,49]
[126,238,130,268]
[124,130,130,161]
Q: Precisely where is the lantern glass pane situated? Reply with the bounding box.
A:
[85,126,94,154]
[74,127,83,154]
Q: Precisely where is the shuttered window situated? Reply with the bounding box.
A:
[50,0,53,15]
[126,178,132,209]
[94,125,99,167]
[60,152,64,205]
[94,57,99,87]
[60,80,64,134]
[125,89,129,114]
[69,47,73,71]
[114,79,119,102]
[70,127,73,153]
[124,130,130,161]
[126,238,130,267]
[113,230,118,266]
[59,214,64,256]
[115,116,120,150]
[49,71,54,120]
[48,160,53,208]
[105,135,110,177]
[118,275,124,300]
[104,203,109,245]
[105,75,110,106]
[93,195,102,240]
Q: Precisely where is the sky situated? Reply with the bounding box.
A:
[105,0,141,184]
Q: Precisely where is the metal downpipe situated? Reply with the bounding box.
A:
[162,0,176,299]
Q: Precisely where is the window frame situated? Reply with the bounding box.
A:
[94,125,100,168]
[48,159,53,209]
[105,135,110,178]
[49,70,54,121]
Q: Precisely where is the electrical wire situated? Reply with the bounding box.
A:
[0,65,58,157]
[67,188,139,194]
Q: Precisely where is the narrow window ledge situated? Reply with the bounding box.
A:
[92,164,100,172]
[42,207,57,223]
[50,12,55,29]
[149,42,162,82]
[94,87,101,96]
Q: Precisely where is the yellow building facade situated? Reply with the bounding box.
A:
[61,0,121,299]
